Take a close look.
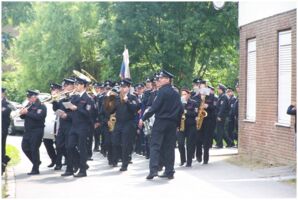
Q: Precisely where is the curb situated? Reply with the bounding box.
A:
[6,167,16,199]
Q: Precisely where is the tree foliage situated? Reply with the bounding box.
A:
[2,2,239,102]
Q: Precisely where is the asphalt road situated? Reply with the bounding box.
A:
[5,135,296,199]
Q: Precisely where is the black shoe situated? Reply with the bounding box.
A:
[93,148,100,152]
[86,164,89,170]
[87,157,93,161]
[180,161,185,166]
[146,172,158,180]
[47,163,55,168]
[214,145,223,149]
[108,161,113,166]
[4,156,11,165]
[203,161,208,164]
[112,163,118,167]
[197,157,202,163]
[119,167,127,171]
[73,166,79,174]
[54,165,62,170]
[27,170,40,175]
[145,156,150,159]
[158,173,174,179]
[168,174,174,179]
[129,161,133,164]
[158,166,163,171]
[62,162,67,166]
[73,172,87,178]
[61,171,73,176]
[186,163,192,167]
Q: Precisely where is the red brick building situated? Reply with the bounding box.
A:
[238,2,296,165]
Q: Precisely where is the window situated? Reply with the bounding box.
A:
[278,30,292,126]
[246,38,256,121]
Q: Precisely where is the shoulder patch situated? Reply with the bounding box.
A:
[37,109,42,114]
[2,107,6,111]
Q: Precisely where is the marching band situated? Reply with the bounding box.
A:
[1,69,239,179]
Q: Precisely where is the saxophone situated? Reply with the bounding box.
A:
[108,113,116,132]
[196,95,208,130]
[180,110,186,132]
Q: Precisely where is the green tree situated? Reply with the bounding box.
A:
[98,2,239,88]
[3,2,239,102]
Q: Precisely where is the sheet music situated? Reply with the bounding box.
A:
[62,101,74,109]
[55,109,65,117]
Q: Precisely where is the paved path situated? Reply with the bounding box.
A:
[6,136,296,199]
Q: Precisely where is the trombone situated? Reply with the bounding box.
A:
[43,89,76,103]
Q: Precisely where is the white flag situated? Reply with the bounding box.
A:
[123,48,130,79]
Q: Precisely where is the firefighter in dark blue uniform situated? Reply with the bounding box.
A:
[43,83,61,168]
[190,78,202,161]
[135,83,145,155]
[111,79,140,171]
[20,90,47,175]
[178,87,198,167]
[2,88,12,175]
[86,89,97,161]
[141,70,183,180]
[53,78,75,171]
[208,85,218,148]
[142,77,158,159]
[100,81,115,164]
[197,81,216,164]
[232,83,239,144]
[227,87,237,147]
[64,77,93,177]
[93,82,106,153]
[215,84,233,148]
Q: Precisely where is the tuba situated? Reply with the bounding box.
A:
[103,88,119,132]
[104,90,118,113]
[196,95,208,130]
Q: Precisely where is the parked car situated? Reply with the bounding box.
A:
[9,93,56,139]
[8,101,23,135]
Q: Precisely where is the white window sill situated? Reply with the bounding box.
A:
[243,119,256,123]
[275,122,291,128]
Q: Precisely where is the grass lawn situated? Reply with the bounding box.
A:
[2,144,20,198]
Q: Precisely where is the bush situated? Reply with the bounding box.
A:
[6,144,21,167]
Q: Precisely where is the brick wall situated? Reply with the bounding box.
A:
[239,9,296,165]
